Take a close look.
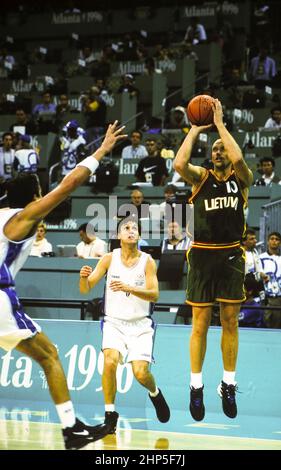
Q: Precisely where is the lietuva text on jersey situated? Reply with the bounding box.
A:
[204,196,238,211]
[189,170,246,246]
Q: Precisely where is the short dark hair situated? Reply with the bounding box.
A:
[164,184,175,193]
[6,174,41,208]
[78,223,87,232]
[2,132,13,140]
[243,228,256,241]
[244,273,260,296]
[117,216,141,236]
[271,106,281,114]
[78,222,96,237]
[260,157,275,167]
[131,130,142,139]
[145,137,157,144]
[268,231,281,240]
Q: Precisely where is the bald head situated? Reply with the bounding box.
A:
[131,189,144,206]
[211,139,231,170]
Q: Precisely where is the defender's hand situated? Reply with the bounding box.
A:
[100,121,127,154]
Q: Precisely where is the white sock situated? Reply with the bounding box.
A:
[190,372,203,389]
[149,386,159,398]
[223,370,236,385]
[56,401,76,429]
[105,404,115,412]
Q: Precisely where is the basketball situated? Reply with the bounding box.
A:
[187,95,215,126]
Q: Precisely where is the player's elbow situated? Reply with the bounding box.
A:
[173,158,185,175]
[152,289,159,303]
[173,159,181,172]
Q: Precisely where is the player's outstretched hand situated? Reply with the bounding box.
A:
[80,265,93,278]
[100,121,128,154]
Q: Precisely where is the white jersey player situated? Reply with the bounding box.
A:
[0,121,126,449]
[80,218,170,433]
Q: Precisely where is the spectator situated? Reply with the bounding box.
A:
[78,45,96,66]
[60,120,86,176]
[117,74,140,98]
[161,221,191,252]
[0,46,16,78]
[254,157,280,186]
[55,94,78,132]
[56,94,75,118]
[0,132,15,182]
[13,134,39,174]
[263,106,281,130]
[32,91,57,134]
[130,188,150,219]
[76,223,107,258]
[32,91,56,117]
[9,108,37,135]
[180,41,199,64]
[83,86,106,130]
[121,130,148,160]
[260,232,281,328]
[184,17,207,45]
[168,106,189,130]
[95,79,113,106]
[30,222,53,257]
[158,184,176,218]
[249,47,276,88]
[242,228,269,284]
[135,138,169,186]
[239,274,265,328]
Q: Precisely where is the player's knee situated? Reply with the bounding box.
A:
[37,343,59,368]
[133,365,149,383]
[221,316,238,332]
[192,321,209,337]
[103,355,119,374]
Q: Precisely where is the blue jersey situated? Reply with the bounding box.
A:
[0,208,40,351]
[260,252,281,297]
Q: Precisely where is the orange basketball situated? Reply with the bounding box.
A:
[187,95,214,126]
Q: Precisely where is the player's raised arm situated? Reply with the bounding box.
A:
[4,122,127,241]
[212,99,253,187]
[173,125,212,185]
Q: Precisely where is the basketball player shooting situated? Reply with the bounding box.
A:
[174,99,253,421]
[79,218,170,433]
[0,121,126,450]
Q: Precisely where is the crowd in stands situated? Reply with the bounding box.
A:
[1,2,281,328]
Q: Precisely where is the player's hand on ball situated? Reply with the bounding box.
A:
[211,99,224,127]
[80,266,93,278]
[191,123,213,133]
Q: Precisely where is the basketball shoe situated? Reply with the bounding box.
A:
[217,381,238,418]
[62,418,109,450]
[149,389,170,423]
[189,385,205,421]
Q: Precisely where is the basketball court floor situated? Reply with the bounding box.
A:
[1,400,281,450]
